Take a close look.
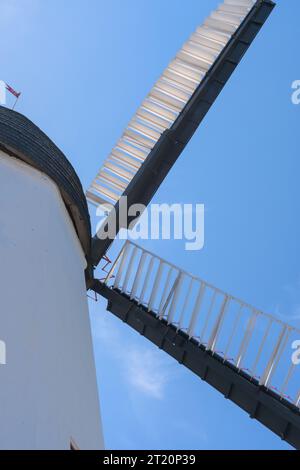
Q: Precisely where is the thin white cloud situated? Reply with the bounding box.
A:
[92,310,177,399]
[1,0,18,22]
[0,0,38,30]
[91,307,209,444]
[125,348,174,400]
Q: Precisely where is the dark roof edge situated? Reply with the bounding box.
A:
[0,106,91,261]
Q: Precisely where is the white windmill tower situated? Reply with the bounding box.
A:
[2,0,299,451]
[0,107,104,450]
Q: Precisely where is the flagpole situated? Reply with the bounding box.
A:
[12,96,19,110]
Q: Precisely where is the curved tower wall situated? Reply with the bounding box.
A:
[0,150,104,449]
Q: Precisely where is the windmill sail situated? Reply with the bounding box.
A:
[92,240,300,449]
[88,0,275,265]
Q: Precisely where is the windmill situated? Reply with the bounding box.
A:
[0,0,299,451]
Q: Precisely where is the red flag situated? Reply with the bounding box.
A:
[5,83,21,99]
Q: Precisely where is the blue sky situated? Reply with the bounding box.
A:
[1,0,300,450]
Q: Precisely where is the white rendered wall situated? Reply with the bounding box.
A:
[0,150,104,450]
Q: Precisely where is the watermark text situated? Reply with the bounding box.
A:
[95,198,205,251]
